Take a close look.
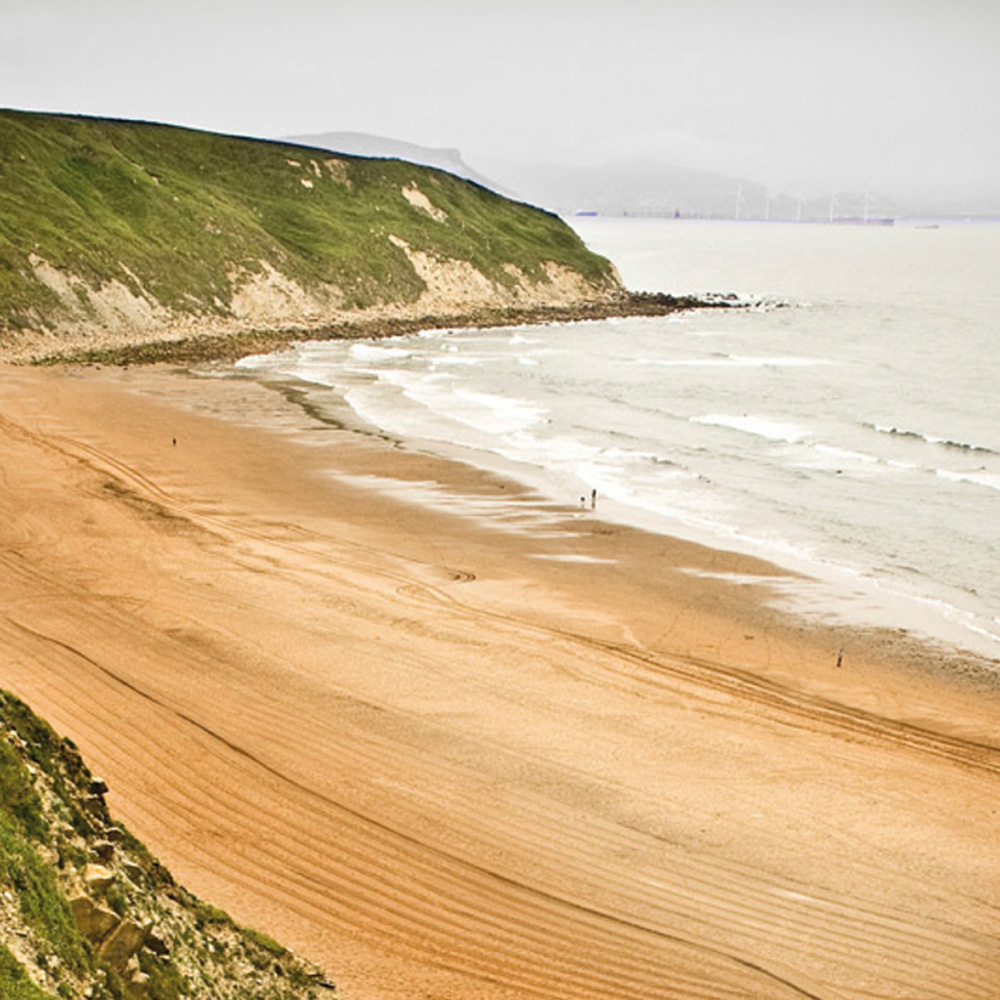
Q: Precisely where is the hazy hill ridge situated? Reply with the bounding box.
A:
[280,133,909,223]
[0,110,622,363]
[0,689,334,1000]
[282,133,775,219]
[282,131,508,195]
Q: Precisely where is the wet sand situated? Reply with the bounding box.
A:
[1,362,998,1000]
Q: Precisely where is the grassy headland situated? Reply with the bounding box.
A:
[0,109,626,362]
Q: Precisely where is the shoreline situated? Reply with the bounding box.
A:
[10,291,739,367]
[189,363,1000,705]
[241,325,1000,676]
[2,362,999,999]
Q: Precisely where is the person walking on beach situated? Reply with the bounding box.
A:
[591,488,597,510]
[836,648,844,668]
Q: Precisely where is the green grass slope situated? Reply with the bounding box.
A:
[0,689,332,999]
[0,110,620,359]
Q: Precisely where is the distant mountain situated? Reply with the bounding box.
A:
[285,132,997,221]
[483,159,770,220]
[284,130,509,194]
[282,136,775,219]
[485,160,905,223]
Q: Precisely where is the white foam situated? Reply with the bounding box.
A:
[349,343,412,362]
[638,355,832,369]
[800,444,921,474]
[874,423,997,455]
[429,356,480,367]
[811,444,879,464]
[692,414,809,443]
[237,353,340,389]
[935,468,1000,492]
[451,389,547,434]
[496,432,602,466]
[416,327,457,339]
[362,370,546,436]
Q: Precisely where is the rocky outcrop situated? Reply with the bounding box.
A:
[0,689,330,1000]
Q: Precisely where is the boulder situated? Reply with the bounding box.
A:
[91,840,116,862]
[125,957,150,999]
[99,918,151,968]
[84,864,115,893]
[122,859,144,884]
[68,894,120,942]
[144,930,169,957]
[83,794,108,817]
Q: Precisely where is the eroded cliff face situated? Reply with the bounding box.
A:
[0,111,623,363]
[0,690,334,1000]
[10,227,621,364]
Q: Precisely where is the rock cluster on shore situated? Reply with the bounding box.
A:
[35,291,738,367]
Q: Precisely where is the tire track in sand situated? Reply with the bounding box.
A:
[2,405,998,1000]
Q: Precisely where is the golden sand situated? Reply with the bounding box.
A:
[1,363,998,1000]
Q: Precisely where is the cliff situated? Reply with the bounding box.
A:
[0,110,622,363]
[0,689,333,999]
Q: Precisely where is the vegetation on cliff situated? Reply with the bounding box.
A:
[0,109,622,361]
[0,689,332,999]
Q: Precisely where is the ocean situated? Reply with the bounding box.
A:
[236,217,1000,663]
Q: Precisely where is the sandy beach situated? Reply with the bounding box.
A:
[1,362,998,1000]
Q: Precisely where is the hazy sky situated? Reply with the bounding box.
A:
[1,0,996,196]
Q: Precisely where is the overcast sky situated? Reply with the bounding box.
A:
[1,0,997,197]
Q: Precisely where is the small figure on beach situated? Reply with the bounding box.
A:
[836,648,844,668]
[591,488,597,510]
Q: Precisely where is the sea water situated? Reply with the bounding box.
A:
[237,218,1000,662]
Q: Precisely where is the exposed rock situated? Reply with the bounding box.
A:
[125,957,150,999]
[129,973,150,998]
[1,686,336,998]
[144,930,170,956]
[122,859,144,883]
[69,893,120,942]
[92,839,116,862]
[84,863,116,893]
[83,793,108,816]
[402,184,448,222]
[98,918,151,968]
